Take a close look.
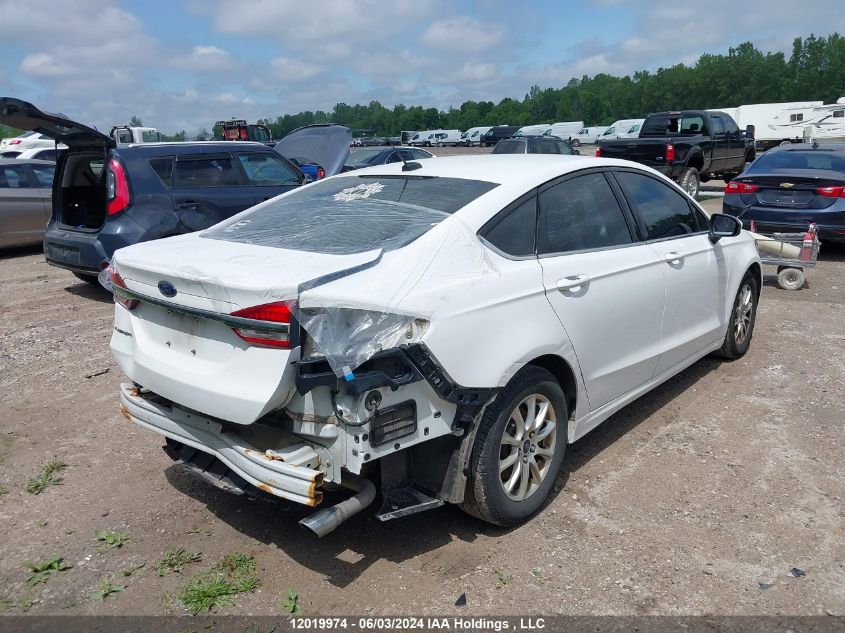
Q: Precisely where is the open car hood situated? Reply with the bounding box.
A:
[0,97,114,149]
[275,124,350,177]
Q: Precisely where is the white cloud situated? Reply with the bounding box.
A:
[420,16,506,53]
[173,45,239,71]
[270,57,325,82]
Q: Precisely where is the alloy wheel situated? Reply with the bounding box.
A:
[734,283,753,344]
[498,394,557,501]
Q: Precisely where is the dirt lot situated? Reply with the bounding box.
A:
[0,184,843,617]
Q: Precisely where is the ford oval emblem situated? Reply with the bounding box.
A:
[157,280,177,298]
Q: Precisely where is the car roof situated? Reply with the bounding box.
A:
[344,154,637,189]
[0,157,56,166]
[766,142,845,153]
[114,141,272,156]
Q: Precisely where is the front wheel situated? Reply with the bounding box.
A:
[571,139,580,147]
[715,273,758,359]
[679,166,700,199]
[460,366,567,526]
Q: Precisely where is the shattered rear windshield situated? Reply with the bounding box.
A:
[201,175,498,254]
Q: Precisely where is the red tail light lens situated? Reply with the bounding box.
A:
[9,139,21,145]
[665,144,675,162]
[316,166,326,179]
[111,268,139,310]
[595,147,601,157]
[816,186,845,198]
[106,158,131,215]
[725,181,759,194]
[229,301,295,349]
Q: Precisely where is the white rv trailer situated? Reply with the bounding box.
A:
[707,101,824,149]
[767,98,845,144]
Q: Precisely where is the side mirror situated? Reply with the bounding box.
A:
[709,213,742,243]
[744,124,755,139]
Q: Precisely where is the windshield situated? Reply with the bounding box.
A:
[345,148,384,165]
[747,150,845,172]
[252,127,271,142]
[202,175,499,254]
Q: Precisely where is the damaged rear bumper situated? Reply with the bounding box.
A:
[119,383,324,506]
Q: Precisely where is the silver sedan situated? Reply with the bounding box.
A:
[0,158,54,248]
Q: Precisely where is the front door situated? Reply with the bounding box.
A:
[613,170,723,375]
[537,170,665,410]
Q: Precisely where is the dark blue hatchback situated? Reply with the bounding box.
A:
[723,142,845,243]
[0,97,350,282]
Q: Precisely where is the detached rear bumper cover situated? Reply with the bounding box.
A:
[119,383,324,506]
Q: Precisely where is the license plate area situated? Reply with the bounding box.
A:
[758,190,812,207]
[46,242,80,264]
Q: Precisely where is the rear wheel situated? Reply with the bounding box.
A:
[460,366,567,526]
[777,266,805,291]
[571,139,580,147]
[715,273,758,359]
[680,166,700,199]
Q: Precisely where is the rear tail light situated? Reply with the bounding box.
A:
[229,301,296,349]
[111,269,139,310]
[9,139,21,145]
[595,147,601,157]
[665,144,675,161]
[106,158,131,215]
[725,180,759,194]
[316,166,326,179]
[815,186,845,198]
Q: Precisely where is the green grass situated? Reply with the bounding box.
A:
[278,589,302,615]
[26,556,71,586]
[25,460,67,495]
[0,485,9,496]
[156,547,202,576]
[121,561,146,577]
[179,553,259,615]
[95,530,129,548]
[495,570,512,588]
[90,579,125,601]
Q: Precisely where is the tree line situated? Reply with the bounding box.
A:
[257,34,845,138]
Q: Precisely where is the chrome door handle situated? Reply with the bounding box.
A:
[665,251,684,264]
[556,274,590,292]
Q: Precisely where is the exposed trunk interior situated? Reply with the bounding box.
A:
[59,153,107,229]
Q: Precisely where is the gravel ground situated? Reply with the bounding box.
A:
[0,186,842,617]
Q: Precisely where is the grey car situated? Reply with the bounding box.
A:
[0,158,54,247]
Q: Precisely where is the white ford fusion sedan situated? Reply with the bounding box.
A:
[110,155,761,534]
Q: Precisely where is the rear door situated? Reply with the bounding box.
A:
[0,163,49,246]
[613,169,723,375]
[235,151,303,204]
[537,169,665,410]
[169,153,254,231]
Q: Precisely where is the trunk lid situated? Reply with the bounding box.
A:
[274,124,351,177]
[110,233,381,424]
[0,97,114,150]
[737,170,845,209]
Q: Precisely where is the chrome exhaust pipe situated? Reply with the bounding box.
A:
[299,472,376,537]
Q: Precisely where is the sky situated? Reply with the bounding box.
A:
[1,0,844,135]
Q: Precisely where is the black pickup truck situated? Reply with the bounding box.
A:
[597,110,756,198]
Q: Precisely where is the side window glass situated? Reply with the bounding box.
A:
[537,173,632,255]
[31,165,55,187]
[237,154,300,186]
[412,149,430,159]
[615,171,701,239]
[385,152,401,163]
[711,117,725,136]
[483,196,536,257]
[149,158,174,188]
[173,157,240,188]
[690,204,710,231]
[0,165,29,188]
[724,118,739,136]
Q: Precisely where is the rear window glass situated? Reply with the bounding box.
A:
[748,150,845,172]
[492,140,524,154]
[149,157,173,187]
[641,115,706,136]
[202,175,498,254]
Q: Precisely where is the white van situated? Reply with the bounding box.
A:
[459,126,492,146]
[617,119,645,139]
[409,130,442,147]
[543,121,584,141]
[431,129,462,146]
[598,119,644,141]
[572,126,609,146]
[110,126,162,144]
[515,124,552,137]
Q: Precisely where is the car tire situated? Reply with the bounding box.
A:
[72,271,101,286]
[460,366,568,526]
[715,272,758,359]
[571,139,580,147]
[777,266,805,291]
[680,166,700,199]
